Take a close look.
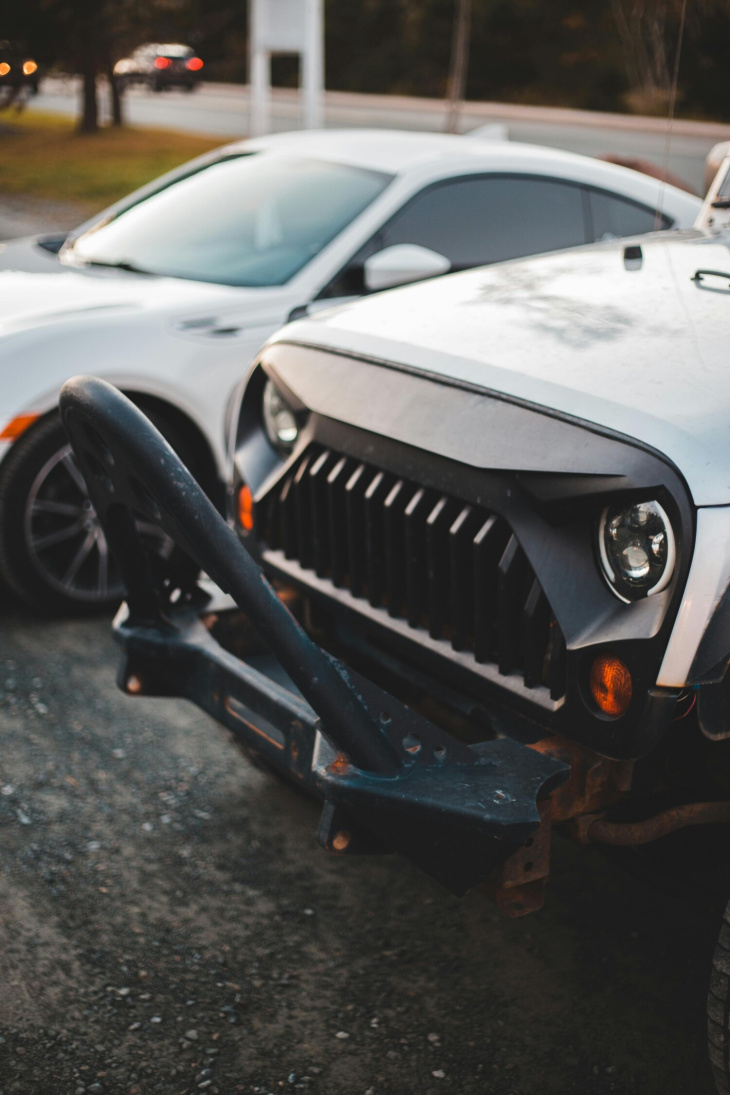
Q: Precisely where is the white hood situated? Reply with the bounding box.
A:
[0,267,270,333]
[273,231,730,507]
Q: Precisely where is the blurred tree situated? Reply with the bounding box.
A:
[5,0,730,127]
[613,0,685,114]
[612,0,730,117]
[445,0,472,132]
[3,0,227,131]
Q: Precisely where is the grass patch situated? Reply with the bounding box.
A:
[0,111,230,211]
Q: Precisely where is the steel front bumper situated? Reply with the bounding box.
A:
[61,375,569,897]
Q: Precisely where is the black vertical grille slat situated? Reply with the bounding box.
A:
[293,453,314,568]
[326,456,351,588]
[308,449,333,577]
[384,480,410,618]
[523,578,551,689]
[449,505,478,651]
[426,496,458,640]
[365,471,392,607]
[404,487,432,628]
[261,446,567,702]
[547,623,567,700]
[496,534,529,675]
[258,490,278,550]
[473,515,508,663]
[280,473,298,559]
[345,463,369,598]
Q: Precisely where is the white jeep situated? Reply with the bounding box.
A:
[60,158,730,1095]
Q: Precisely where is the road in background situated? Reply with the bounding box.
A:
[31,79,730,195]
[0,194,94,241]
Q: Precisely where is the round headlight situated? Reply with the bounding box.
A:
[262,379,299,450]
[598,500,675,602]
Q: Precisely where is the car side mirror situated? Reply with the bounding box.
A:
[363,244,451,292]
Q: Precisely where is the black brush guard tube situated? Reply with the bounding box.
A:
[60,376,569,896]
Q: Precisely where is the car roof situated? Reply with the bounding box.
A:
[241,128,555,173]
[226,128,648,179]
[217,129,699,222]
[271,229,730,506]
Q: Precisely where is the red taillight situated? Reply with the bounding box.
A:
[186,57,203,71]
[154,57,172,69]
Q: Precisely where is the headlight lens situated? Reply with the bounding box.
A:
[262,379,299,450]
[598,500,675,602]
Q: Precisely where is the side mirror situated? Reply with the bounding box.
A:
[363,244,451,292]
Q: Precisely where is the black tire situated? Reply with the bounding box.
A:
[708,899,730,1093]
[0,409,195,616]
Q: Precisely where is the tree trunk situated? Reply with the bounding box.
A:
[445,0,472,133]
[79,66,99,132]
[107,65,123,126]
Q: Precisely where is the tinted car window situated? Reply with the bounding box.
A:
[69,156,392,287]
[587,189,671,240]
[320,174,588,297]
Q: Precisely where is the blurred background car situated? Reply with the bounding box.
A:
[113,43,204,93]
[0,40,39,101]
[0,129,701,614]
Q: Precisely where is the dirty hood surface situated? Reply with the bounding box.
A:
[276,231,730,507]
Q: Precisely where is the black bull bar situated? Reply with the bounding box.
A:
[60,376,569,896]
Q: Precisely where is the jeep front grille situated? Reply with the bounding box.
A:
[256,446,566,704]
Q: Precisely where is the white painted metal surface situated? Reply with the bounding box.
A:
[657,507,730,687]
[275,229,730,506]
[249,0,324,134]
[695,153,730,232]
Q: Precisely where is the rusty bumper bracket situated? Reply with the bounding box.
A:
[61,376,569,896]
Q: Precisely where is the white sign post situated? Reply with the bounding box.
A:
[249,0,324,136]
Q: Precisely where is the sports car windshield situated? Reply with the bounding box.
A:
[68,154,393,287]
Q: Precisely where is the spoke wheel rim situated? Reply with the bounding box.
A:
[24,443,172,604]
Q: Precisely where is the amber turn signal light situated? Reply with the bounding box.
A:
[237,484,254,531]
[0,413,40,441]
[590,654,633,717]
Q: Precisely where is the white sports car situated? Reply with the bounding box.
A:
[0,128,700,612]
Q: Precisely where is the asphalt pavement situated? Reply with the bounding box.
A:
[1,104,729,1095]
[30,79,730,195]
[0,193,92,242]
[0,604,722,1095]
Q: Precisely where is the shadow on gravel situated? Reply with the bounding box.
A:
[0,612,721,1095]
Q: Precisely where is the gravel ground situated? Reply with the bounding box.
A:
[0,193,90,241]
[0,605,723,1095]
